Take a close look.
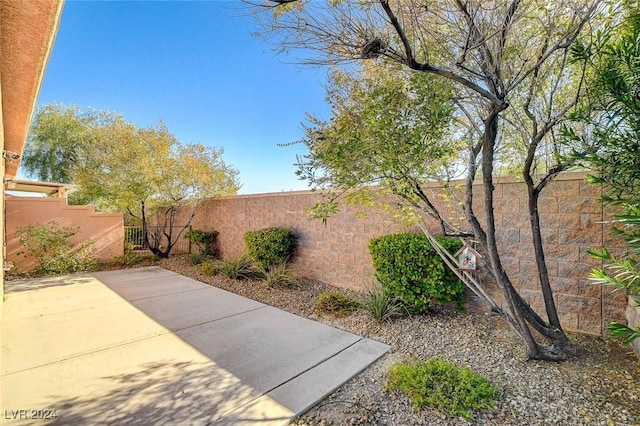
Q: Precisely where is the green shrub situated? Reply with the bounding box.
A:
[202,254,259,280]
[16,223,97,276]
[190,253,212,265]
[385,358,498,419]
[358,281,406,322]
[368,233,464,314]
[200,260,221,276]
[244,227,295,269]
[315,290,358,315]
[115,244,148,266]
[258,261,300,288]
[184,229,219,256]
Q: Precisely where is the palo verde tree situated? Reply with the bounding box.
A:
[251,0,615,360]
[73,117,240,258]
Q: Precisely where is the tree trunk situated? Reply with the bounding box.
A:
[469,109,573,361]
[141,200,165,258]
[525,180,574,354]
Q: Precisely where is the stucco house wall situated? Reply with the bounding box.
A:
[5,197,124,272]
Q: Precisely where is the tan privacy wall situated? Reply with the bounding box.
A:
[5,197,124,272]
[186,172,626,336]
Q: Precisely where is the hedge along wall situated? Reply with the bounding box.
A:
[183,171,626,336]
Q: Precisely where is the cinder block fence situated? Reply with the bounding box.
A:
[183,172,627,336]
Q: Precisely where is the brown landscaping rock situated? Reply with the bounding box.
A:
[154,255,640,425]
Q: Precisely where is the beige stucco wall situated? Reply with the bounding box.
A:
[1,0,65,301]
[5,197,124,272]
[1,69,4,302]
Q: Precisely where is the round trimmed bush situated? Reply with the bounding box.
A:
[243,227,295,269]
[368,233,464,314]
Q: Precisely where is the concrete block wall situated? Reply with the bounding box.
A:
[191,191,407,289]
[627,296,640,357]
[487,174,627,335]
[186,172,626,336]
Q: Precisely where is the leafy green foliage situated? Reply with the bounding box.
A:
[315,290,358,315]
[71,116,239,258]
[567,10,640,205]
[572,7,640,346]
[27,105,240,259]
[297,64,459,225]
[199,260,222,276]
[244,227,295,269]
[113,244,152,267]
[16,223,97,276]
[588,205,640,345]
[357,281,406,322]
[23,104,111,183]
[190,253,212,266]
[385,359,498,419]
[608,321,640,346]
[184,229,219,256]
[368,234,464,314]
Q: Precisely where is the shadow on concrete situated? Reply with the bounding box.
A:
[46,360,289,425]
[2,267,387,425]
[4,273,96,293]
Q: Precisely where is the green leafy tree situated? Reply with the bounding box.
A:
[252,0,614,360]
[23,104,113,183]
[73,118,240,258]
[299,64,462,233]
[569,4,640,346]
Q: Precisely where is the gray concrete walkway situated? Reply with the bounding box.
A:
[1,267,389,425]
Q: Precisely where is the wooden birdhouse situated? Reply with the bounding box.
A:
[455,243,480,271]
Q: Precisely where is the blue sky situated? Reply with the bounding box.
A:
[34,0,330,194]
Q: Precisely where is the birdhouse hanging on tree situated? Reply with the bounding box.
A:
[455,243,480,271]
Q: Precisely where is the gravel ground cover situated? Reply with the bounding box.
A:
[133,256,637,424]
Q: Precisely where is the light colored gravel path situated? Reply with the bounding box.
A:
[157,256,639,425]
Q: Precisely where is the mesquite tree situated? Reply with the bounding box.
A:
[251,0,615,360]
[73,118,240,258]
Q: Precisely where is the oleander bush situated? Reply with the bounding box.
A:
[368,233,464,314]
[244,227,295,269]
[385,358,498,419]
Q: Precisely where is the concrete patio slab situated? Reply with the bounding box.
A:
[2,332,279,425]
[2,273,116,319]
[175,306,363,391]
[2,299,170,374]
[1,267,389,425]
[93,267,206,300]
